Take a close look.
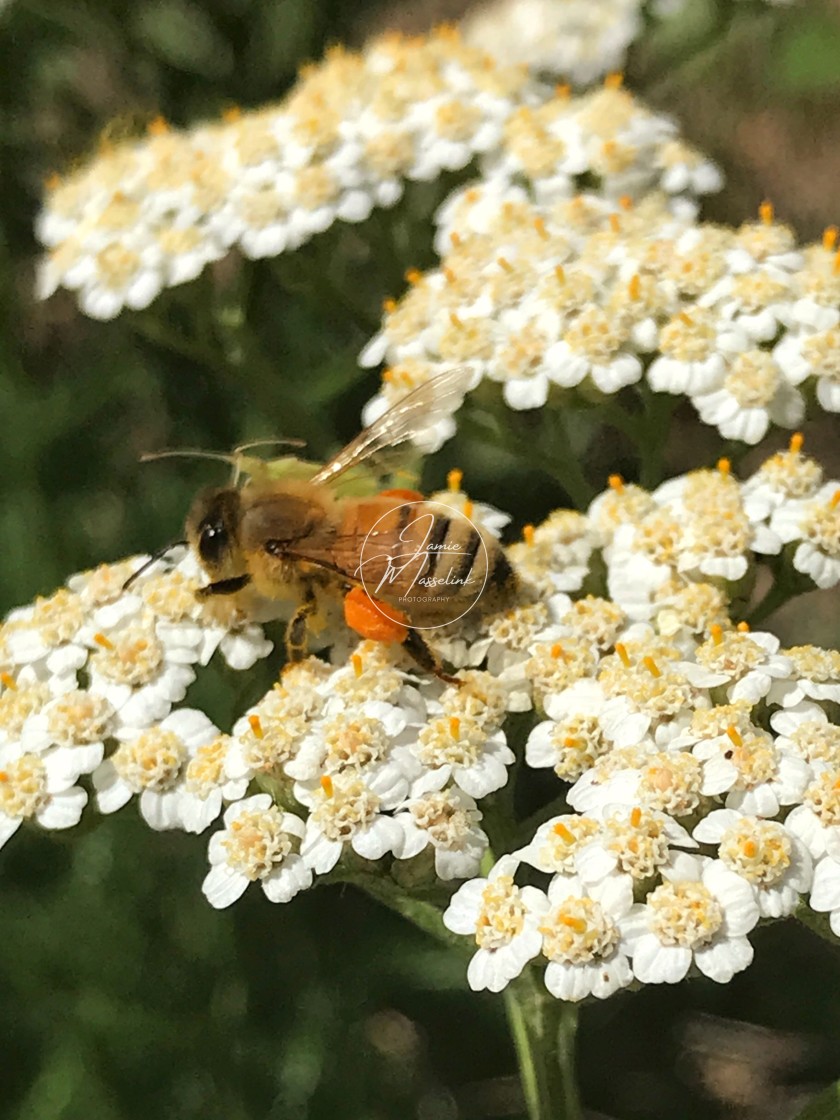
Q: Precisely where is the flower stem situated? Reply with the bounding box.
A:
[503,969,583,1120]
[636,385,674,490]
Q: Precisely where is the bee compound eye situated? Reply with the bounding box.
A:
[198,519,229,567]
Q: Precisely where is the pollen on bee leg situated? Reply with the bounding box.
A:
[608,474,624,492]
[759,200,774,225]
[93,632,115,651]
[642,656,661,678]
[717,458,731,476]
[351,653,364,678]
[789,432,804,454]
[710,623,724,646]
[727,725,743,748]
[248,715,264,739]
[823,227,838,251]
[0,672,16,690]
[614,642,631,667]
[447,468,464,492]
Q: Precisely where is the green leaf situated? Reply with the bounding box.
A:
[793,1081,840,1120]
[775,17,840,92]
[132,0,233,78]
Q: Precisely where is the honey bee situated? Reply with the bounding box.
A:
[144,368,516,681]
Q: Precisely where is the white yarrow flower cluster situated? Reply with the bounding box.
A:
[359,200,840,450]
[35,33,717,320]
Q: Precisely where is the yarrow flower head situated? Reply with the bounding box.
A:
[36,33,717,321]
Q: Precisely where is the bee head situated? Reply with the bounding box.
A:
[185,487,243,579]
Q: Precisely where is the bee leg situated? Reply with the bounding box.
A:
[403,629,461,686]
[342,587,459,683]
[285,588,318,662]
[196,575,251,599]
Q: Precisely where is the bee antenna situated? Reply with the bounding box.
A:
[139,449,238,466]
[233,438,307,454]
[122,541,188,592]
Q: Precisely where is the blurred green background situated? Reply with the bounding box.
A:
[4,1,840,1117]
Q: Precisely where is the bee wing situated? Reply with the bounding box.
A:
[312,367,473,487]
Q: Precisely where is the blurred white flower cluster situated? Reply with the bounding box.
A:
[34,30,717,320]
[461,0,643,85]
[361,191,840,444]
[2,445,839,1001]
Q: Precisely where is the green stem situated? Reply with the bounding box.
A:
[636,385,675,490]
[503,969,583,1120]
[331,870,465,949]
[746,567,812,627]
